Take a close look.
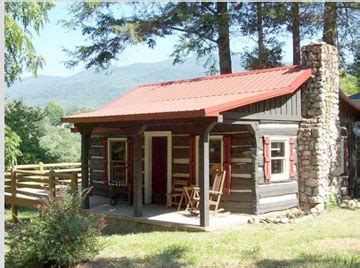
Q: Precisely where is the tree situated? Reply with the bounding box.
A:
[290,3,300,65]
[240,2,283,70]
[320,2,360,66]
[323,2,337,45]
[5,100,49,163]
[44,101,64,126]
[5,2,54,86]
[5,100,82,164]
[39,124,81,163]
[5,126,22,170]
[348,43,360,89]
[340,69,359,96]
[65,2,241,74]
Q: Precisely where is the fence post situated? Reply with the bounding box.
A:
[71,172,78,195]
[48,170,56,198]
[11,169,18,223]
[39,162,44,173]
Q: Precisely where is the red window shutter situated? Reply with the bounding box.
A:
[263,137,271,183]
[344,137,349,175]
[189,135,196,185]
[102,137,109,185]
[289,137,296,180]
[223,136,232,195]
[127,137,134,186]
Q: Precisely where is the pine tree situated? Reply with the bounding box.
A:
[65,2,241,74]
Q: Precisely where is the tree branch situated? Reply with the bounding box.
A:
[168,26,216,43]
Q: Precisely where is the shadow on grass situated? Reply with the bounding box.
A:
[4,206,39,230]
[256,253,360,268]
[101,216,192,236]
[80,245,189,267]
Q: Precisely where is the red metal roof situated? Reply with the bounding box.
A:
[63,65,312,123]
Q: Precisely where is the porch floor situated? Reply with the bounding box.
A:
[88,196,251,232]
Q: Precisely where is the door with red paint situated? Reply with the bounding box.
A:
[152,137,167,204]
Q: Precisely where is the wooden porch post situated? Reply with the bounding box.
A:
[199,132,210,227]
[198,121,217,227]
[80,130,91,209]
[133,133,143,217]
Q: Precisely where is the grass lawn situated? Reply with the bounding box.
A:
[84,208,360,267]
[5,207,360,267]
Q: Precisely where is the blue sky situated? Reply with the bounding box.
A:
[30,2,304,78]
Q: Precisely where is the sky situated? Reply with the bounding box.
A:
[29,2,301,78]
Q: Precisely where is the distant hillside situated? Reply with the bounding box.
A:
[6,57,243,109]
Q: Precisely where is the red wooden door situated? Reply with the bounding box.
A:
[152,137,167,204]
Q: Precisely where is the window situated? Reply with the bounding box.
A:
[108,138,127,186]
[269,138,289,180]
[209,136,223,172]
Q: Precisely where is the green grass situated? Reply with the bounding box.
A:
[91,209,360,267]
[5,207,360,267]
[4,206,38,222]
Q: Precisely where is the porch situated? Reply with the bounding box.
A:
[88,196,251,232]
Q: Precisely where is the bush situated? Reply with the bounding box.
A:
[5,190,105,267]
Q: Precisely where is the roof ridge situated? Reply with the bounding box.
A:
[138,65,302,88]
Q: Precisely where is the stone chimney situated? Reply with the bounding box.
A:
[298,42,341,212]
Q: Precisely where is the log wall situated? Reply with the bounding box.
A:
[211,124,257,214]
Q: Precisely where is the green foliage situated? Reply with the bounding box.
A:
[5,100,49,164]
[5,2,54,86]
[242,41,283,70]
[4,125,22,170]
[65,105,96,116]
[340,69,359,96]
[5,191,105,267]
[64,2,241,74]
[5,100,81,165]
[39,124,81,163]
[240,3,284,69]
[44,100,64,126]
[325,194,339,209]
[348,43,360,87]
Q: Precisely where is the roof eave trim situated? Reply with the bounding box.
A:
[62,110,210,124]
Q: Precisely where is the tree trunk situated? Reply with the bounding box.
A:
[216,2,232,74]
[257,2,266,68]
[323,2,337,45]
[291,3,301,65]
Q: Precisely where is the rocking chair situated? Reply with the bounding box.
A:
[166,178,188,208]
[188,170,226,215]
[109,164,128,206]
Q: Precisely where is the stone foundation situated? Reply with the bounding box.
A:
[298,42,342,211]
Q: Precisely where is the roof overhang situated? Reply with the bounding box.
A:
[62,66,312,124]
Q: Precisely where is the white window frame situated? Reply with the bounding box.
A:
[268,136,289,181]
[108,138,128,186]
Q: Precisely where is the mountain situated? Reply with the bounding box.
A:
[6,57,243,109]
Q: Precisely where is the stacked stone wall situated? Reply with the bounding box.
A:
[298,42,342,211]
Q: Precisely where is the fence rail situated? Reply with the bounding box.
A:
[4,162,82,222]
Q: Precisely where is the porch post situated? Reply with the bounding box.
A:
[199,131,210,227]
[80,131,91,209]
[133,133,143,217]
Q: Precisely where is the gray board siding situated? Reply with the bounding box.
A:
[222,90,302,122]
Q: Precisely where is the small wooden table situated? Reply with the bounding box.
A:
[177,186,199,211]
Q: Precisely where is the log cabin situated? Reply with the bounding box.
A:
[62,42,360,227]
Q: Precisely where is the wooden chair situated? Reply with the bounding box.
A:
[188,170,226,215]
[166,178,188,208]
[109,164,128,205]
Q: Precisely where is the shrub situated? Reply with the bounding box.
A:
[325,194,339,209]
[5,190,105,267]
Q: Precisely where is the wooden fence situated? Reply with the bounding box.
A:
[4,162,81,222]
